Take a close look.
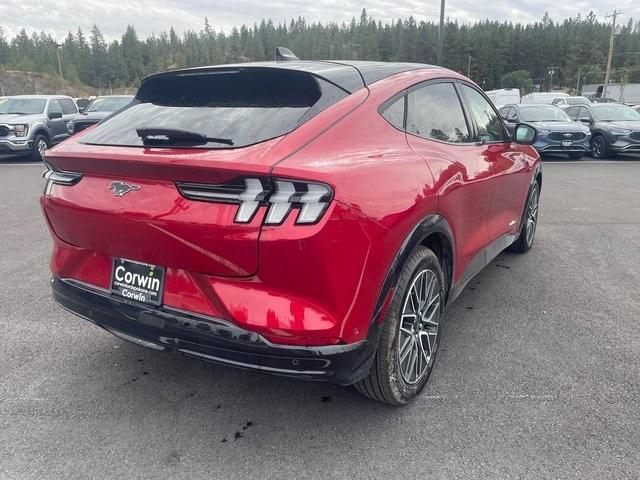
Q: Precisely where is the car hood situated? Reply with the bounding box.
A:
[72,111,112,122]
[596,120,640,130]
[0,113,44,124]
[529,121,588,132]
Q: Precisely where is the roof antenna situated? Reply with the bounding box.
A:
[275,47,299,62]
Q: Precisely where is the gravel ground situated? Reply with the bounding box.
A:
[0,157,639,479]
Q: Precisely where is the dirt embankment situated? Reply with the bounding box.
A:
[0,70,136,97]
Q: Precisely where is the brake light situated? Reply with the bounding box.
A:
[176,177,333,225]
[42,165,83,196]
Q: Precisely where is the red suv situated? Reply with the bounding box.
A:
[41,57,541,405]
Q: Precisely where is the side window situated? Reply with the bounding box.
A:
[380,96,405,130]
[498,107,512,119]
[406,82,471,143]
[59,98,78,115]
[48,100,63,116]
[578,107,591,122]
[459,84,508,142]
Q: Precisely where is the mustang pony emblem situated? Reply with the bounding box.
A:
[108,181,141,197]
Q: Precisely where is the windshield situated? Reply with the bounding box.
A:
[0,98,47,115]
[81,68,346,149]
[86,96,133,112]
[519,106,571,122]
[567,97,590,105]
[592,106,640,122]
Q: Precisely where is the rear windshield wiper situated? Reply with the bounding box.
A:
[136,128,234,146]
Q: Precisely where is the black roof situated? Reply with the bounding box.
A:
[144,60,438,94]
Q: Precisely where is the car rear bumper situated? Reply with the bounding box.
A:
[51,277,378,385]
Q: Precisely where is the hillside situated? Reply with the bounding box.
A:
[0,70,136,97]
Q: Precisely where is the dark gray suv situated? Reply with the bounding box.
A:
[499,104,591,159]
[565,103,640,158]
[67,95,134,134]
[0,95,78,161]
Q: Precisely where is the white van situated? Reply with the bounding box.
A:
[485,88,521,107]
[521,92,569,104]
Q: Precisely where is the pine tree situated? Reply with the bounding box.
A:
[89,25,108,89]
[1,13,639,92]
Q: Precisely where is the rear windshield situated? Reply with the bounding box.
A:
[567,97,590,105]
[86,96,133,112]
[80,68,347,149]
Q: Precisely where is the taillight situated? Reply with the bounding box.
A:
[176,177,333,225]
[42,164,83,196]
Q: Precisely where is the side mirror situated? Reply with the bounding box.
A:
[514,123,537,145]
[49,111,63,120]
[580,118,591,123]
[78,107,85,114]
[506,117,517,123]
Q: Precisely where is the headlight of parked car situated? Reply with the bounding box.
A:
[12,124,29,137]
[611,128,632,135]
[537,129,550,136]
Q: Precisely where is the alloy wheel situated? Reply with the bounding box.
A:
[37,139,48,157]
[397,268,441,385]
[591,136,604,158]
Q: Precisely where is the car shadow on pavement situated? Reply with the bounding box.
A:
[39,248,521,449]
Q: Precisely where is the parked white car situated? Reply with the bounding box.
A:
[551,96,592,107]
[521,92,570,104]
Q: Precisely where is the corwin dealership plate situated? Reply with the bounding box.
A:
[110,258,165,306]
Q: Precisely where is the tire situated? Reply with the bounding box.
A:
[31,133,49,162]
[508,182,540,254]
[354,246,445,405]
[568,152,585,160]
[590,133,608,159]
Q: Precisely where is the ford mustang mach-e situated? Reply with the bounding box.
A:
[41,51,542,405]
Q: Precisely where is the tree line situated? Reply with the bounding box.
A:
[1,9,639,93]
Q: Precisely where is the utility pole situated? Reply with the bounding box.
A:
[467,54,472,78]
[575,66,582,94]
[603,10,622,100]
[437,0,445,65]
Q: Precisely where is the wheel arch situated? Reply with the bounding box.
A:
[31,126,51,143]
[369,214,455,335]
[533,161,542,191]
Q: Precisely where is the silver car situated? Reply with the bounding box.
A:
[0,95,78,161]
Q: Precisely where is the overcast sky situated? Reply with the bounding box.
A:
[2,1,640,42]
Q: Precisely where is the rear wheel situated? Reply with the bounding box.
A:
[508,182,539,253]
[31,133,49,162]
[354,246,445,405]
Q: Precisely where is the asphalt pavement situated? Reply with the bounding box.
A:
[0,156,638,479]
